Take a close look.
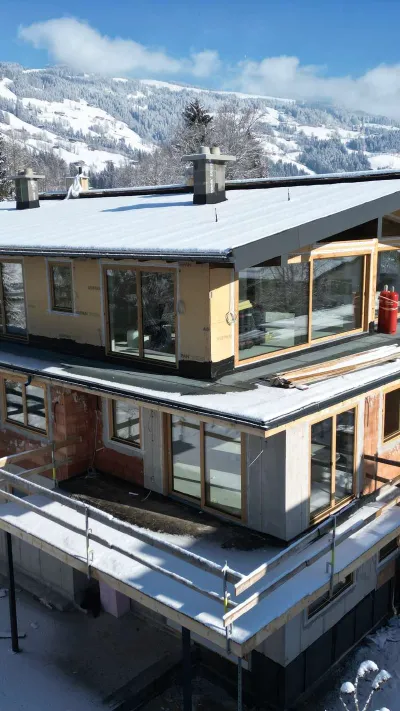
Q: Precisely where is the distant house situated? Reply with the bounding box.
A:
[1,154,400,708]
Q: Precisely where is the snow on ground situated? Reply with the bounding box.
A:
[0,77,16,100]
[0,576,179,711]
[299,616,400,710]
[368,153,400,171]
[21,96,148,152]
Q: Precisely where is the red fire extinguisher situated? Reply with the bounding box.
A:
[378,285,399,334]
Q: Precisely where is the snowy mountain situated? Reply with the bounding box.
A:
[2,62,400,179]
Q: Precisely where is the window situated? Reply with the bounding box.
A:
[310,408,355,520]
[111,400,141,448]
[3,379,46,433]
[0,262,27,337]
[379,537,399,562]
[308,574,353,618]
[383,388,400,442]
[105,268,176,364]
[169,415,243,518]
[49,262,73,312]
[376,251,400,318]
[238,254,366,363]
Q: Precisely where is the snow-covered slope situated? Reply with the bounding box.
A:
[1,63,400,177]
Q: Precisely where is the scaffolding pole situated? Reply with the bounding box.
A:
[6,532,20,654]
[182,627,192,711]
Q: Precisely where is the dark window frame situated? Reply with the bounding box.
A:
[48,261,74,313]
[2,378,47,434]
[379,537,399,562]
[0,260,28,340]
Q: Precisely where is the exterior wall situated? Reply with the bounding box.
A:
[209,266,235,371]
[363,385,400,494]
[178,262,210,366]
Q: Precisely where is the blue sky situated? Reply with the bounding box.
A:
[2,0,400,116]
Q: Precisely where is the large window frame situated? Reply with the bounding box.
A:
[236,249,370,366]
[376,246,400,321]
[1,377,47,435]
[0,259,28,340]
[309,405,357,524]
[48,260,74,313]
[165,415,246,521]
[109,399,141,449]
[103,265,178,366]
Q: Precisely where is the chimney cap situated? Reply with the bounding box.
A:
[182,146,236,163]
[11,168,45,180]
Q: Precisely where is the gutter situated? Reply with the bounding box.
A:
[0,247,233,263]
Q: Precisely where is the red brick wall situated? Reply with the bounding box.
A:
[363,390,400,494]
[1,384,143,487]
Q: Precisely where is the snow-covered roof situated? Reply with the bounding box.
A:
[2,179,400,269]
[1,342,400,431]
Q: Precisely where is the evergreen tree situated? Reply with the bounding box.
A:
[0,133,11,200]
[182,100,212,129]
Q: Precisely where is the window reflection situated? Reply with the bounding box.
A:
[106,269,139,357]
[112,401,140,447]
[311,257,363,340]
[171,415,201,500]
[51,264,73,312]
[376,251,400,317]
[384,388,400,441]
[141,272,175,363]
[26,384,46,431]
[238,263,309,360]
[1,262,27,337]
[205,424,241,517]
[310,418,332,516]
[5,380,24,426]
[335,410,355,502]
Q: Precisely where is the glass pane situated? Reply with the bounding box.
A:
[106,269,139,356]
[335,409,355,502]
[5,380,24,425]
[310,418,332,516]
[51,264,73,311]
[384,389,400,440]
[238,264,309,360]
[1,262,27,336]
[171,415,201,500]
[141,272,175,363]
[205,424,241,517]
[26,384,46,431]
[113,401,140,446]
[376,251,400,317]
[311,256,364,340]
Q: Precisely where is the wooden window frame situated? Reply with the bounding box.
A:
[1,377,48,435]
[375,245,400,322]
[103,265,178,367]
[379,536,399,563]
[0,259,28,341]
[109,399,141,449]
[48,260,74,313]
[235,248,371,367]
[165,415,247,523]
[382,383,400,444]
[309,405,358,525]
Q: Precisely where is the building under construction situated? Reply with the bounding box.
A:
[1,154,400,708]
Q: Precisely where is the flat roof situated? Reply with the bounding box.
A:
[2,179,400,269]
[1,336,400,431]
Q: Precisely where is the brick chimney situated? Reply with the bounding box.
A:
[12,168,44,210]
[182,146,236,205]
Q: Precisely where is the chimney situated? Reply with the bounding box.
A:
[182,145,236,205]
[13,168,44,210]
[66,163,89,193]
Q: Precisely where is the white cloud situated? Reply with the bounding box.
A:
[19,17,221,78]
[18,19,400,120]
[234,56,400,120]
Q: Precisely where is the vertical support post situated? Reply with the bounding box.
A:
[51,443,57,488]
[329,516,337,598]
[6,532,20,653]
[223,561,231,652]
[237,656,243,711]
[181,626,192,711]
[85,507,91,580]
